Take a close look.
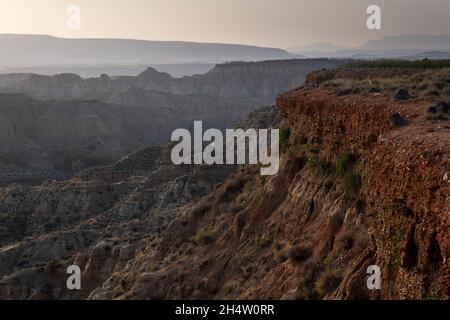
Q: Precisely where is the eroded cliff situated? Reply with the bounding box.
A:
[88,69,449,300]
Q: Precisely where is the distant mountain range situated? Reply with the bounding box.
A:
[288,35,450,60]
[0,34,299,67]
[2,34,449,78]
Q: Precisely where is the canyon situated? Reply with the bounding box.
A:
[0,59,345,185]
[0,66,448,300]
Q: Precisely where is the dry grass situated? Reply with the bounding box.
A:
[287,244,313,263]
[314,268,342,298]
[319,67,450,101]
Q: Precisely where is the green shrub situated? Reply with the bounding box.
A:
[307,156,319,168]
[194,228,214,246]
[279,127,291,151]
[307,156,333,173]
[253,236,270,251]
[335,151,352,178]
[342,171,361,195]
[307,144,320,154]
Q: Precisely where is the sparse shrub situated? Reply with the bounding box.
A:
[194,228,214,246]
[189,202,212,218]
[307,156,332,173]
[295,260,323,300]
[287,245,312,263]
[233,253,254,272]
[223,175,246,195]
[253,236,270,251]
[275,251,288,264]
[296,134,308,145]
[307,144,320,154]
[336,88,352,96]
[436,101,449,114]
[335,151,361,195]
[342,171,361,195]
[368,87,382,93]
[222,285,233,296]
[323,254,336,265]
[315,269,342,297]
[335,230,355,253]
[279,126,291,151]
[335,151,352,178]
[427,89,441,97]
[434,82,445,90]
[306,156,319,168]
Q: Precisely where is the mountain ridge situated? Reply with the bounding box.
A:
[0,34,300,66]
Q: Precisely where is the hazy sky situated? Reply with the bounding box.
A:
[1,0,449,48]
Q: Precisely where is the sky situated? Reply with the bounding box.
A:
[1,0,449,49]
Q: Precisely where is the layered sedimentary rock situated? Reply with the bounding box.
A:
[0,59,347,104]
